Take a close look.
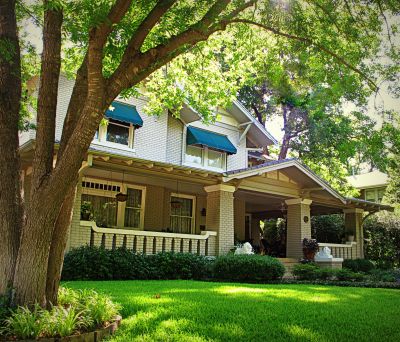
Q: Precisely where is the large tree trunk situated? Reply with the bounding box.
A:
[46,183,77,306]
[0,0,22,295]
[12,2,63,306]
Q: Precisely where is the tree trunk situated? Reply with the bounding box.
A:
[0,0,22,295]
[46,183,77,306]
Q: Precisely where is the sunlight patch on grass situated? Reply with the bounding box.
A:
[285,324,328,342]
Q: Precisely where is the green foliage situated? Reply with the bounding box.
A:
[62,246,211,281]
[369,269,400,283]
[1,287,119,339]
[364,213,400,268]
[342,259,375,273]
[41,306,90,338]
[77,289,120,326]
[311,214,345,243]
[335,269,365,282]
[2,305,44,339]
[212,254,285,281]
[292,263,320,280]
[261,218,286,257]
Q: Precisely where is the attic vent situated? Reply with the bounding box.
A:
[82,180,120,192]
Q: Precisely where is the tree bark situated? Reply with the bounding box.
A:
[0,0,22,295]
[12,2,63,306]
[46,183,77,306]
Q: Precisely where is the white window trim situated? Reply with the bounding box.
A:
[170,193,196,234]
[81,177,146,230]
[364,187,385,203]
[183,144,227,172]
[95,120,135,149]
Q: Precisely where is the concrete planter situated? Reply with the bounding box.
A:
[4,316,122,342]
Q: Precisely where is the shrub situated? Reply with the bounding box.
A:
[62,246,211,281]
[292,264,320,280]
[316,268,337,280]
[336,268,365,282]
[369,269,400,282]
[342,259,375,273]
[364,213,400,268]
[212,254,285,281]
[311,214,345,243]
[146,252,211,280]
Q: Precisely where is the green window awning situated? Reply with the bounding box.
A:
[105,101,143,127]
[186,126,237,154]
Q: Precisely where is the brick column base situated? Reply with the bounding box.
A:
[285,198,312,259]
[204,184,235,255]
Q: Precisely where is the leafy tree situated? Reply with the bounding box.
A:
[0,0,399,307]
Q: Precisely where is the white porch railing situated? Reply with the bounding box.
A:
[80,221,218,256]
[318,242,357,260]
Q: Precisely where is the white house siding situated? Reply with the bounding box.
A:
[166,115,184,165]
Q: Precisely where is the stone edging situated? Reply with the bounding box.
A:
[4,316,122,342]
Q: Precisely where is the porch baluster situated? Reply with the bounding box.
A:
[132,236,137,253]
[162,237,166,252]
[189,240,193,253]
[90,229,94,247]
[112,234,116,250]
[152,237,157,254]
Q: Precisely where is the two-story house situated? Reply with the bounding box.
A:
[19,76,393,262]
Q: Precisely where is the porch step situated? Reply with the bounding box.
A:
[278,258,300,278]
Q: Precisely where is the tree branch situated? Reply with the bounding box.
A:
[107,0,234,99]
[227,18,378,90]
[31,1,63,190]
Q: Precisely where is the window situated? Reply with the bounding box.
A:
[124,188,143,228]
[81,193,117,228]
[170,194,195,234]
[185,145,226,171]
[364,187,386,203]
[106,119,130,145]
[94,119,134,148]
[81,178,145,229]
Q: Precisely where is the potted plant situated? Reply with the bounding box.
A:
[302,238,319,261]
[80,201,92,220]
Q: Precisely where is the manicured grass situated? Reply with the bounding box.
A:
[65,280,400,342]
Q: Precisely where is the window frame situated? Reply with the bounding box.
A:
[81,177,146,230]
[184,144,227,171]
[169,193,196,234]
[364,187,386,203]
[95,119,135,149]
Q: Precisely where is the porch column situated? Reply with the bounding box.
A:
[204,184,236,255]
[343,208,364,258]
[285,198,312,259]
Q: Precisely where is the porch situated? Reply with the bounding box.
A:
[65,154,392,261]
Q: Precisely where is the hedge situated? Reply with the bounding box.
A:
[62,246,285,282]
[62,246,211,281]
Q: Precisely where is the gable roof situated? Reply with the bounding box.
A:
[223,158,394,212]
[228,100,278,146]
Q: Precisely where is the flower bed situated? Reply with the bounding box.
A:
[0,288,121,341]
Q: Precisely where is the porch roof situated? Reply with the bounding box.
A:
[224,158,394,214]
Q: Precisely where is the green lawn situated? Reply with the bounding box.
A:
[65,280,400,342]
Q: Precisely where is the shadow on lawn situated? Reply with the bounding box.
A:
[65,280,400,342]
